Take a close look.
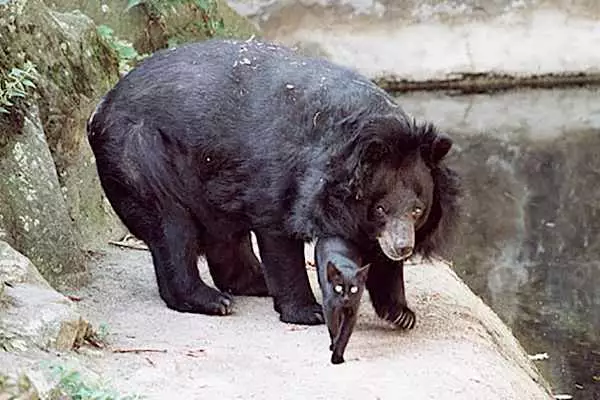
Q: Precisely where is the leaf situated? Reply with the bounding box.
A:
[116,43,139,60]
[125,0,145,11]
[167,37,179,48]
[9,68,23,77]
[0,106,9,114]
[195,0,210,11]
[96,24,114,38]
[22,79,36,88]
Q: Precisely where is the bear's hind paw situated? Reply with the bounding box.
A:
[165,287,234,316]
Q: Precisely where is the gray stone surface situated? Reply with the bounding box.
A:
[0,283,81,352]
[0,240,50,288]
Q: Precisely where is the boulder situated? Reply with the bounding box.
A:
[0,240,49,288]
[0,105,87,287]
[0,241,90,352]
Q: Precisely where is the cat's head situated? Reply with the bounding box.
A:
[326,261,371,303]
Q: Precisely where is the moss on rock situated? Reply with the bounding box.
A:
[0,104,87,287]
[0,0,126,272]
[49,0,261,54]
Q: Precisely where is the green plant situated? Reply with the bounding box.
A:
[192,0,226,37]
[0,60,38,114]
[47,364,142,400]
[96,323,110,341]
[96,25,148,74]
[126,0,227,43]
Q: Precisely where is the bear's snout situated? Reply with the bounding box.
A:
[377,217,415,261]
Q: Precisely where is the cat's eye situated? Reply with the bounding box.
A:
[349,286,359,294]
[376,205,386,215]
[411,206,424,219]
[334,285,343,293]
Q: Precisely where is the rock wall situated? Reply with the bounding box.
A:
[0,0,125,286]
[0,0,259,286]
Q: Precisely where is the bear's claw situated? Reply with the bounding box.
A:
[386,305,416,330]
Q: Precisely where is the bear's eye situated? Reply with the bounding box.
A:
[349,286,358,294]
[411,206,424,219]
[376,205,386,215]
[334,285,343,294]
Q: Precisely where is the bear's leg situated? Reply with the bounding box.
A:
[366,250,416,330]
[205,232,269,297]
[96,175,232,315]
[254,230,324,325]
[147,210,234,316]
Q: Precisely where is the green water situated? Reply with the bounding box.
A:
[399,88,600,399]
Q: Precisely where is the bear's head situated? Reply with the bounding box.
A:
[336,115,462,261]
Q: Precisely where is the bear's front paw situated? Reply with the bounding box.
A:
[166,286,234,316]
[279,302,324,325]
[381,304,416,330]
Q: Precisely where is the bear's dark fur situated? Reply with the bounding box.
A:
[87,38,461,327]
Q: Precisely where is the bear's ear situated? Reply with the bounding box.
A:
[341,115,405,195]
[429,133,453,164]
[361,139,389,163]
[354,116,404,168]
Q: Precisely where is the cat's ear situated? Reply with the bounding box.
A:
[356,263,371,283]
[326,261,341,282]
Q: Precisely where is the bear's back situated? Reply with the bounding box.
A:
[100,39,401,139]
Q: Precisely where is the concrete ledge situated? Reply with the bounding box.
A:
[228,1,600,89]
[395,87,600,139]
[1,246,550,400]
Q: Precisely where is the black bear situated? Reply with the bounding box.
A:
[87,38,461,327]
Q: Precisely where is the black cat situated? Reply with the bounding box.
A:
[315,237,370,364]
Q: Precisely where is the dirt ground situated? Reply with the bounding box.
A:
[5,241,549,400]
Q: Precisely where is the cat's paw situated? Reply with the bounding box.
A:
[331,353,345,364]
